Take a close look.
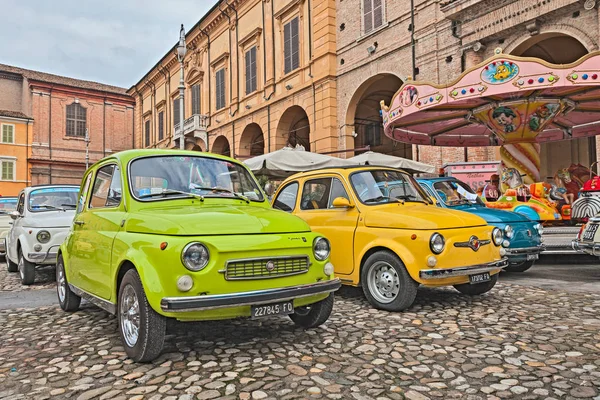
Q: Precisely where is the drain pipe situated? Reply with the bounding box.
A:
[410,0,417,79]
[264,0,276,100]
[261,0,267,88]
[226,0,240,117]
[200,28,212,149]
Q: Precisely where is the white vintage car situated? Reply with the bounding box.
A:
[572,215,600,257]
[0,197,19,259]
[5,185,79,284]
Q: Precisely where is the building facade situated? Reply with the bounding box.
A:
[337,0,600,177]
[129,0,338,159]
[0,64,135,191]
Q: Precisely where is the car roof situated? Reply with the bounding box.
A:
[284,165,412,180]
[88,149,239,170]
[416,177,457,183]
[25,184,80,193]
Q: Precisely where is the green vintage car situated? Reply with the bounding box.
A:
[57,149,340,362]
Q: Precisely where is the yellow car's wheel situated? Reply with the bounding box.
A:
[361,250,418,312]
[118,269,166,363]
[454,274,498,295]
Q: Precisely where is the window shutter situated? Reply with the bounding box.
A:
[284,21,292,74]
[173,98,180,127]
[363,0,373,33]
[373,0,383,29]
[216,69,226,110]
[192,84,200,115]
[158,112,164,141]
[245,49,252,94]
[291,18,300,71]
[145,120,150,147]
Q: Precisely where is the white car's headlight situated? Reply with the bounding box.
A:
[504,225,514,239]
[535,223,544,235]
[492,227,503,246]
[181,242,210,271]
[313,237,331,261]
[429,233,445,254]
[37,230,51,243]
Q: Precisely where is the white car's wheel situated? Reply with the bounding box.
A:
[18,248,35,285]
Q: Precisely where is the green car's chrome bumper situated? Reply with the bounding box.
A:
[160,279,341,312]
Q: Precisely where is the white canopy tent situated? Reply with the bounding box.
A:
[347,151,435,174]
[243,148,354,178]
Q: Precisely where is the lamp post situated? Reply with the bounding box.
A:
[85,128,90,169]
[176,24,187,150]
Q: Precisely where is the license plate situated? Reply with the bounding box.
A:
[526,254,539,261]
[583,224,598,241]
[469,272,491,284]
[251,301,294,318]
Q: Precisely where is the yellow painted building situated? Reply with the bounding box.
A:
[129,0,338,159]
[0,111,33,196]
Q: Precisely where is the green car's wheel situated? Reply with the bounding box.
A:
[289,293,334,328]
[504,260,534,273]
[56,255,81,312]
[454,273,498,295]
[361,250,418,312]
[18,249,35,285]
[118,269,166,363]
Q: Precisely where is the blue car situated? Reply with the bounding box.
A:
[417,177,544,272]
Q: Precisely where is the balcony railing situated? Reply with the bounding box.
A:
[174,114,208,147]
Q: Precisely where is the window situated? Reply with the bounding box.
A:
[328,178,350,208]
[173,98,181,128]
[1,160,15,181]
[17,192,25,215]
[284,17,300,74]
[66,103,87,137]
[364,124,382,147]
[144,120,150,147]
[89,164,122,208]
[363,0,384,34]
[191,84,201,115]
[77,173,93,214]
[158,111,164,141]
[245,46,257,94]
[1,124,14,143]
[273,182,298,212]
[300,178,332,210]
[216,68,226,110]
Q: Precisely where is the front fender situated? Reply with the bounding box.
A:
[17,233,34,261]
[355,236,419,284]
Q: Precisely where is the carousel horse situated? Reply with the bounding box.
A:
[567,163,592,187]
[501,168,531,202]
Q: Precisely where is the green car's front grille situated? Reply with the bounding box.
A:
[222,255,310,280]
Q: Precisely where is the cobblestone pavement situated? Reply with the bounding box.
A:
[0,263,56,292]
[1,283,599,400]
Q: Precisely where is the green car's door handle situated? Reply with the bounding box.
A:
[74,220,85,226]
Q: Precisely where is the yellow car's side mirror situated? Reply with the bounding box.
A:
[331,197,354,209]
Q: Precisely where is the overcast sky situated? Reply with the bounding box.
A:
[0,0,212,89]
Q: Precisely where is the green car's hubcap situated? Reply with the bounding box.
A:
[367,261,400,304]
[57,264,66,303]
[120,285,140,348]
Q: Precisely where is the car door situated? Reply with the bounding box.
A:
[295,176,359,276]
[71,163,124,299]
[7,191,25,262]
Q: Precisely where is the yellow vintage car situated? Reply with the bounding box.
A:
[271,166,508,311]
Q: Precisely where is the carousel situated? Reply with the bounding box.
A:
[381,48,600,227]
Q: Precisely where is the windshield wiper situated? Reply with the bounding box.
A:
[364,196,402,204]
[33,204,65,211]
[138,189,204,201]
[190,185,250,203]
[61,203,77,208]
[395,195,429,204]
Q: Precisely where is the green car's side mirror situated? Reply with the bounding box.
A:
[331,197,354,209]
[264,182,275,197]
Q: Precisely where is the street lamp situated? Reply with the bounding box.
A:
[176,24,187,150]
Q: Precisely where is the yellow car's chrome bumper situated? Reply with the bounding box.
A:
[419,258,508,280]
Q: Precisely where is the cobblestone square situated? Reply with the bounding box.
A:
[1,261,599,400]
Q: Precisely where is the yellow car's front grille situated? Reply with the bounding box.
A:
[223,256,310,280]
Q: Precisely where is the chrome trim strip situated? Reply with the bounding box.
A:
[27,245,60,263]
[505,245,545,255]
[222,255,311,281]
[572,239,600,256]
[419,259,508,280]
[160,278,341,312]
[68,283,116,315]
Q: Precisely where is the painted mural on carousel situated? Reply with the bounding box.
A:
[381,48,600,223]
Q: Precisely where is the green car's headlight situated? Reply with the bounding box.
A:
[313,237,331,261]
[181,242,210,271]
[37,230,51,243]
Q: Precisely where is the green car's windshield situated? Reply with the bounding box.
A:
[28,187,79,212]
[129,155,264,202]
[0,198,17,214]
[350,170,431,205]
[433,180,483,206]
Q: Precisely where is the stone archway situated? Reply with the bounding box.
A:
[509,33,594,180]
[211,135,231,157]
[276,105,311,151]
[185,137,204,151]
[238,123,265,158]
[346,73,407,157]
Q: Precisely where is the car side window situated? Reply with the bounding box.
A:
[301,178,332,210]
[90,164,121,208]
[327,178,349,208]
[106,166,122,207]
[77,173,93,214]
[273,182,298,212]
[419,183,439,205]
[16,192,25,215]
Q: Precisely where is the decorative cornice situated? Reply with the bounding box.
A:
[211,52,230,68]
[239,27,263,48]
[273,0,305,20]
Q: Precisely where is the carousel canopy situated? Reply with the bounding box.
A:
[243,147,354,178]
[347,151,435,174]
[381,49,600,147]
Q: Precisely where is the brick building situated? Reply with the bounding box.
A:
[129,0,338,159]
[0,64,135,191]
[336,0,600,177]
